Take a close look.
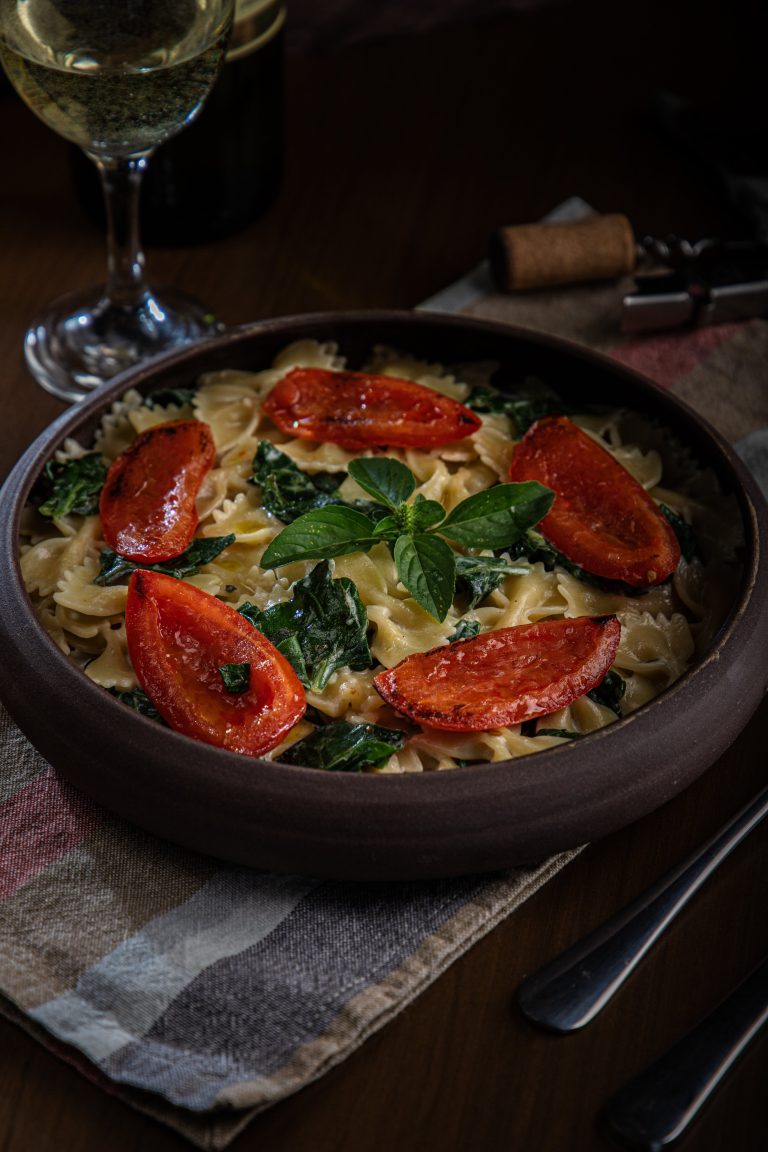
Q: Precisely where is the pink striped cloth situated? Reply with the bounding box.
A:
[2,271,766,1148]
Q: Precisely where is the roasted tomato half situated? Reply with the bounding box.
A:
[508,415,680,587]
[126,571,306,756]
[374,615,621,731]
[262,367,482,450]
[100,419,215,563]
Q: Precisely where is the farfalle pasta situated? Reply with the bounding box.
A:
[20,340,740,772]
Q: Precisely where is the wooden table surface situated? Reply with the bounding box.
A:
[0,3,765,1150]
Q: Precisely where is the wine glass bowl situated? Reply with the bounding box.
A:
[0,0,235,401]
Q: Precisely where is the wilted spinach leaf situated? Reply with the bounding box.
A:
[507,529,582,576]
[659,503,698,562]
[465,377,566,435]
[37,454,107,518]
[219,663,251,693]
[94,534,235,586]
[587,669,626,716]
[535,728,582,740]
[144,386,197,409]
[448,619,481,643]
[508,530,644,596]
[250,441,343,523]
[280,720,407,771]
[454,554,527,610]
[109,687,165,723]
[239,559,372,691]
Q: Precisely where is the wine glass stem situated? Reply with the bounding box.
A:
[92,154,151,310]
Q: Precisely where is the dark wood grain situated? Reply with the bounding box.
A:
[0,2,764,1150]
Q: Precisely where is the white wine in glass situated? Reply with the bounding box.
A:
[0,0,235,401]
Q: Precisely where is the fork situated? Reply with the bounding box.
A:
[517,784,768,1033]
[602,953,768,1150]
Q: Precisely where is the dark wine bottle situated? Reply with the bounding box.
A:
[72,0,285,245]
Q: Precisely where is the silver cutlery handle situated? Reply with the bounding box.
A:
[602,955,768,1151]
[517,786,768,1033]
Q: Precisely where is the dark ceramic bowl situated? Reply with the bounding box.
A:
[1,311,767,880]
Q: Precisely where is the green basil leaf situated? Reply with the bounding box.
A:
[109,687,165,723]
[219,663,251,693]
[659,503,698,562]
[438,482,554,549]
[240,559,372,691]
[448,619,480,643]
[260,506,379,569]
[94,534,235,586]
[38,454,107,518]
[144,386,197,410]
[394,533,455,622]
[280,720,407,771]
[454,554,528,610]
[347,456,415,509]
[409,495,445,532]
[586,669,626,717]
[372,514,400,540]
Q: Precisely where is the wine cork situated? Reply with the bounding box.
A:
[489,213,636,291]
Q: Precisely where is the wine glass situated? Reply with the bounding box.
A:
[0,0,235,402]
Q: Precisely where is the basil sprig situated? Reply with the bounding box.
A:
[260,457,553,622]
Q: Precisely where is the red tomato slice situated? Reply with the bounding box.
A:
[100,420,215,563]
[508,416,680,587]
[126,571,306,757]
[373,616,621,731]
[262,367,482,450]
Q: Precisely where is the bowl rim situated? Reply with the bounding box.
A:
[2,309,766,875]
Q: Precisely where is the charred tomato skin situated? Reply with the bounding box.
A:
[100,420,216,564]
[374,615,621,731]
[508,415,680,587]
[262,367,482,450]
[125,570,306,756]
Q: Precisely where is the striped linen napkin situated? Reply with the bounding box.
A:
[2,211,767,1146]
[0,718,577,1148]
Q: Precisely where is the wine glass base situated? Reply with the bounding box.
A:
[25,286,224,403]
